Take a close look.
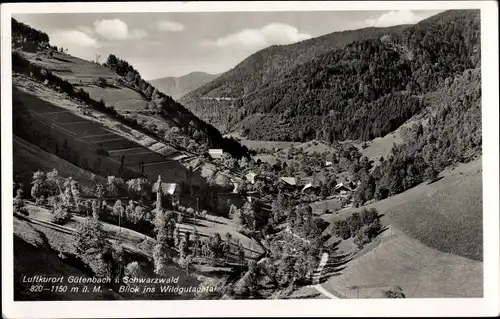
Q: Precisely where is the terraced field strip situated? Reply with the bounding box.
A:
[93,139,139,150]
[142,160,177,167]
[25,109,142,176]
[111,152,168,166]
[43,112,89,123]
[107,147,147,156]
[40,110,74,115]
[30,107,110,139]
[93,137,129,143]
[80,134,122,143]
[58,121,91,125]
[27,110,94,147]
[80,132,116,139]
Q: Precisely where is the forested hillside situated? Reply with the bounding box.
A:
[353,67,481,206]
[181,10,480,141]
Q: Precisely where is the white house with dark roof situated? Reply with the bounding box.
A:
[334,182,350,193]
[245,171,257,184]
[208,149,224,159]
[280,176,298,186]
[152,175,180,208]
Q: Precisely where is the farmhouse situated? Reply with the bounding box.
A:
[325,161,333,167]
[280,177,297,186]
[301,180,321,194]
[279,176,300,191]
[334,182,351,194]
[152,175,180,208]
[245,171,258,184]
[208,149,224,159]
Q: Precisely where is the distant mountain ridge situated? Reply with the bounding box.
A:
[180,10,480,142]
[150,71,219,100]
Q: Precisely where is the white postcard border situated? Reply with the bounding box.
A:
[1,1,499,318]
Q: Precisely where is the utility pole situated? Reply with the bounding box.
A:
[196,197,199,221]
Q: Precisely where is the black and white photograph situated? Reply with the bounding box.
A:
[1,1,499,318]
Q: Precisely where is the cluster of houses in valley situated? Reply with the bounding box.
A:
[151,148,356,217]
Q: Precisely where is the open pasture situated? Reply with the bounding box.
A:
[322,226,482,298]
[27,51,149,111]
[27,51,119,83]
[322,158,482,261]
[83,86,149,111]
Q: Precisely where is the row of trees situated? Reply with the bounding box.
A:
[332,208,382,249]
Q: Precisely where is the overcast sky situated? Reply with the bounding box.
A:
[14,10,443,80]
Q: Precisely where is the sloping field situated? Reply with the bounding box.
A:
[310,199,344,215]
[13,136,106,192]
[13,76,201,186]
[317,159,483,298]
[322,226,482,298]
[83,86,147,111]
[25,52,119,83]
[322,158,482,261]
[26,51,148,111]
[282,140,334,155]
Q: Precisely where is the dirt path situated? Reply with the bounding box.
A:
[312,253,339,299]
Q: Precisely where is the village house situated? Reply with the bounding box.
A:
[301,180,322,195]
[279,176,299,191]
[245,171,259,184]
[152,175,180,209]
[208,148,224,160]
[334,182,351,194]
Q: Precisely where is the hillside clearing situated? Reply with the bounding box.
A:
[314,158,483,298]
[25,51,149,111]
[323,158,482,261]
[321,226,482,298]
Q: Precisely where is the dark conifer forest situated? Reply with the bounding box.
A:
[181,10,480,142]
